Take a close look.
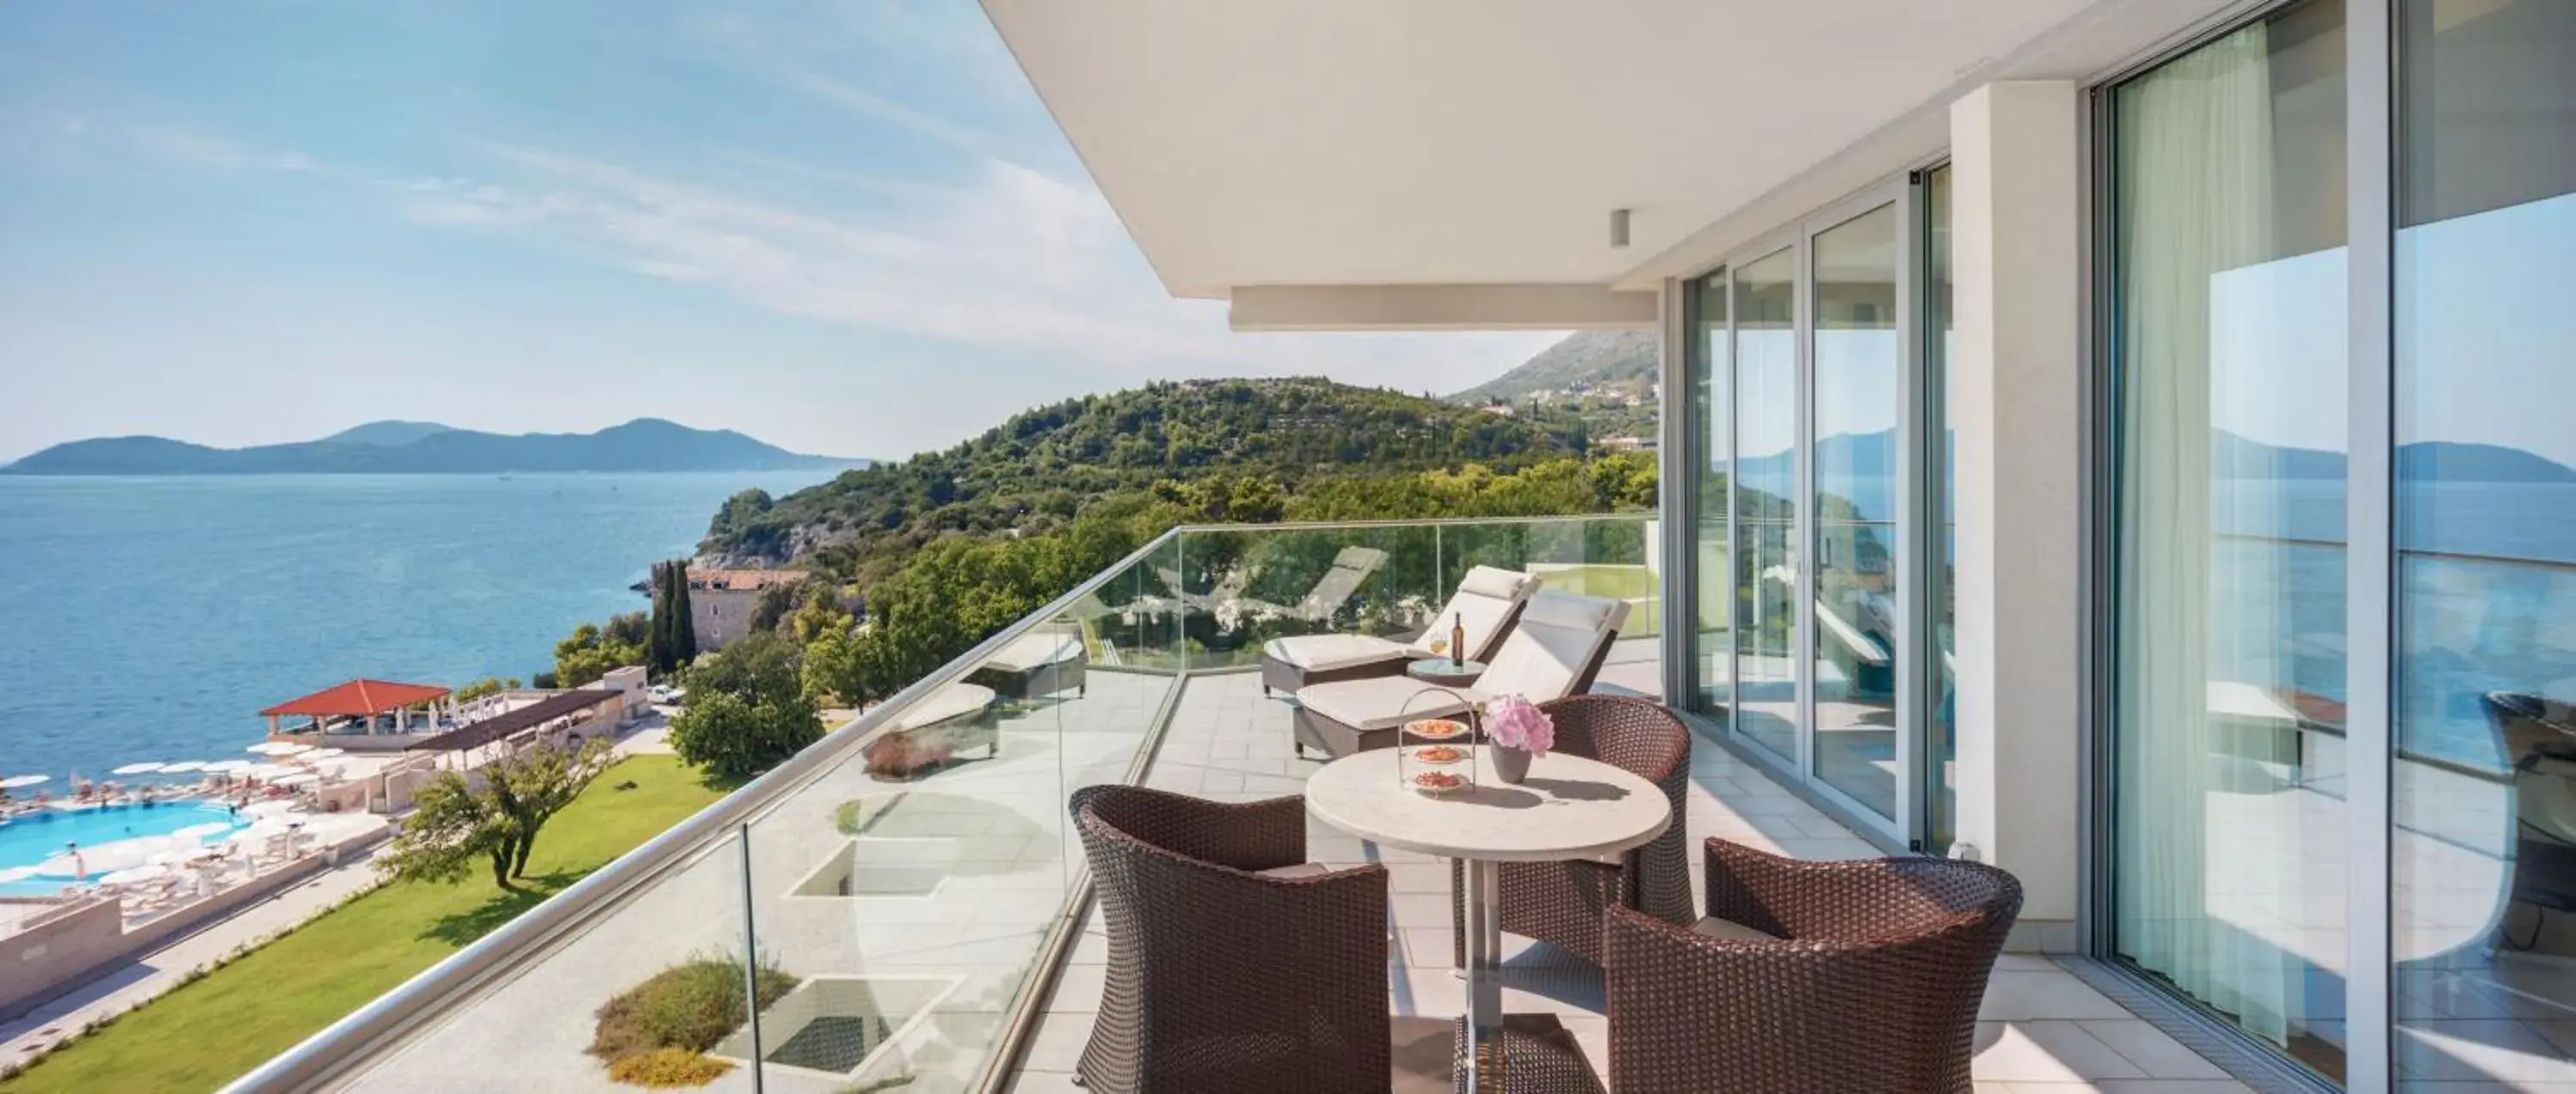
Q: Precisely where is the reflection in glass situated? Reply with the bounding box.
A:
[2393,0,2576,1085]
[1924,166,1958,851]
[1734,247,1799,763]
[2107,0,2349,1079]
[1692,270,1734,719]
[1812,204,1901,818]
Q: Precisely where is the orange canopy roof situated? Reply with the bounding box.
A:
[260,679,451,718]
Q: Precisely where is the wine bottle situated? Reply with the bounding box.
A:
[1450,612,1467,667]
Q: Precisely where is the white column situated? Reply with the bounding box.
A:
[1949,81,2084,949]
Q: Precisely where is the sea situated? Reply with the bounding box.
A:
[0,471,834,783]
[0,470,2563,784]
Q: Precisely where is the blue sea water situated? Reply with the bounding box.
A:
[0,472,832,783]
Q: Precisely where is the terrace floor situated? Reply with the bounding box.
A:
[1008,671,2259,1093]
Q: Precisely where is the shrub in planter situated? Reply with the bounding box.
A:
[591,955,799,1086]
[607,1048,733,1089]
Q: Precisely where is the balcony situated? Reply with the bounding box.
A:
[230,517,2245,1093]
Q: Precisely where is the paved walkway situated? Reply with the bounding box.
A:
[1009,672,2259,1093]
[0,842,389,1067]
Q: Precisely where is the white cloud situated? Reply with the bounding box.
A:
[384,145,1562,391]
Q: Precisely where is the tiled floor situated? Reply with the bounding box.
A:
[1009,671,2253,1092]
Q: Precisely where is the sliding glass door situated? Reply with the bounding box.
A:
[1684,178,1939,842]
[1812,202,1905,819]
[2390,0,2576,1086]
[1735,246,1802,767]
[2104,0,2353,1077]
[2102,0,2576,1085]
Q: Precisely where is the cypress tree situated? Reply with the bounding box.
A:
[645,561,674,678]
[670,560,699,665]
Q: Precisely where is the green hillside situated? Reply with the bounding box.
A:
[700,377,1587,576]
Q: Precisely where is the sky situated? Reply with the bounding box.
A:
[0,0,1562,463]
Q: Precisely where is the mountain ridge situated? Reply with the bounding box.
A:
[1447,330,1659,407]
[4,418,866,476]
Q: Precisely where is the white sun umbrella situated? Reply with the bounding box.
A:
[158,761,208,774]
[201,760,253,774]
[0,775,49,789]
[247,742,312,757]
[268,771,319,787]
[297,747,348,762]
[173,822,234,841]
[110,762,166,776]
[244,763,301,780]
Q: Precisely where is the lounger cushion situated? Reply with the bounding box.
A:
[1402,566,1534,660]
[1295,675,1479,732]
[1478,592,1629,702]
[982,630,1083,672]
[1456,564,1530,600]
[1265,634,1410,673]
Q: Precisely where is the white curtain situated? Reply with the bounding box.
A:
[2114,21,2310,1047]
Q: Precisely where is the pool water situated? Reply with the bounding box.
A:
[0,801,246,871]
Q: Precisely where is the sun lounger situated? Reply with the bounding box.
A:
[1260,565,1538,696]
[964,626,1088,700]
[1291,590,1631,758]
[1158,544,1391,625]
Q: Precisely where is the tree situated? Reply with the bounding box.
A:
[646,561,681,678]
[788,586,853,647]
[667,633,822,781]
[602,611,651,650]
[554,621,643,689]
[801,626,860,705]
[671,563,698,666]
[452,677,521,704]
[378,738,613,890]
[707,488,775,540]
[748,577,810,635]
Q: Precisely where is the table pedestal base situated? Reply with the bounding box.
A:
[1389,1015,1602,1094]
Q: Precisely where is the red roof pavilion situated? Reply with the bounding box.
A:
[260,679,452,719]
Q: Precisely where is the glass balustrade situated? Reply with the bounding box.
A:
[256,514,1655,1093]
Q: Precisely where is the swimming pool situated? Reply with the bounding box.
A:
[0,801,246,873]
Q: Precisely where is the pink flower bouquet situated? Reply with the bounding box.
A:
[1484,695,1554,757]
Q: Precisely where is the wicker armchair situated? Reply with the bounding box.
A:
[1602,839,2023,1094]
[1449,695,1695,967]
[1069,785,1392,1093]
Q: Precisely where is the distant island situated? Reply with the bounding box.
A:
[2,418,869,476]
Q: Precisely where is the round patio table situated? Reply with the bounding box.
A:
[1305,746,1670,1091]
[1404,658,1488,688]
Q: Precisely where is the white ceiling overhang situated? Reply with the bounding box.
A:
[981,0,2237,327]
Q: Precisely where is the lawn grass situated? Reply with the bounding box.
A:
[0,754,725,1094]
